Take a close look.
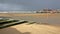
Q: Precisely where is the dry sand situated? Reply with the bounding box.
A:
[0,13,60,34]
[0,24,60,34]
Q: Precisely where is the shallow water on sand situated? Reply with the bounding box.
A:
[9,13,60,26]
[47,14,60,25]
[0,13,60,26]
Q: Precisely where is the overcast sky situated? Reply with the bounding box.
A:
[0,0,60,10]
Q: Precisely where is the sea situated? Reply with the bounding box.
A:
[0,10,36,13]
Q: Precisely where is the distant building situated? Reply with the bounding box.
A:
[36,8,59,13]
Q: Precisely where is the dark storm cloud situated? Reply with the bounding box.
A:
[0,0,60,10]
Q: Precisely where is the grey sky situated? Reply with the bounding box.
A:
[0,0,60,10]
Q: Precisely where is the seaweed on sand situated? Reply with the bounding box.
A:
[0,18,28,29]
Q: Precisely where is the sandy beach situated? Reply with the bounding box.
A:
[0,13,60,34]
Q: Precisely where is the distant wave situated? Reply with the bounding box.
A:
[0,11,36,13]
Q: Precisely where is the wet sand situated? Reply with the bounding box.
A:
[0,13,60,34]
